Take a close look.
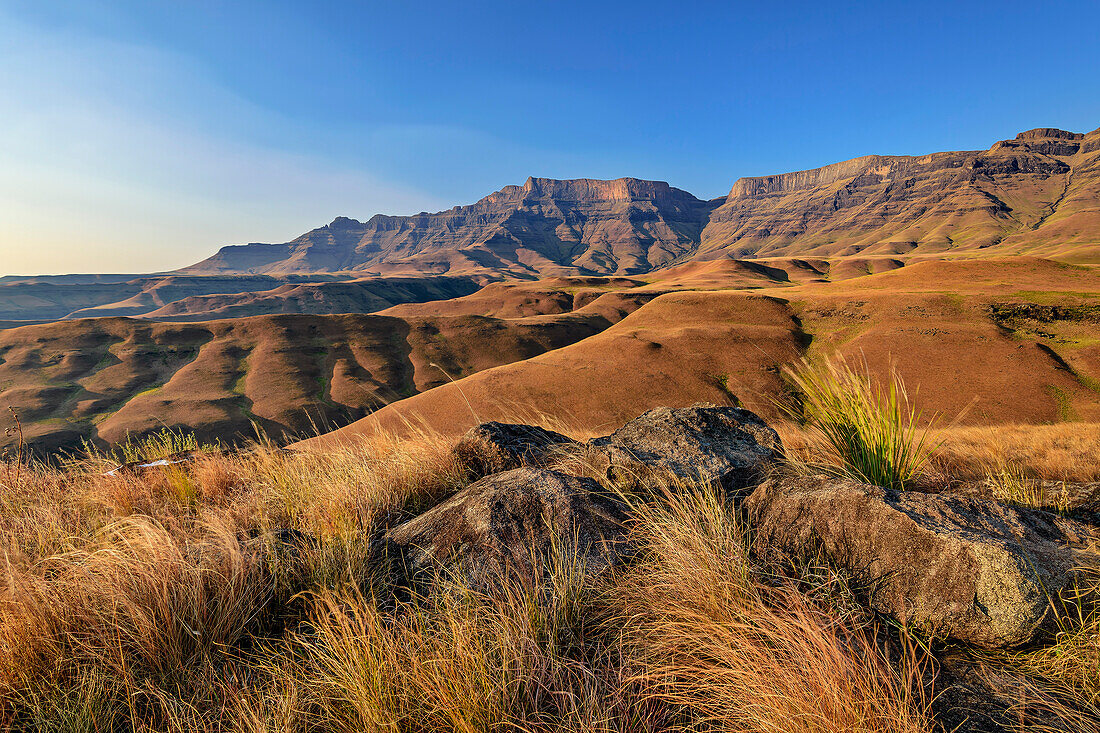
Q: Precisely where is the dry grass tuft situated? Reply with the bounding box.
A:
[611,484,933,733]
[279,564,656,732]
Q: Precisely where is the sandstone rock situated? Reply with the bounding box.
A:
[746,475,1098,648]
[454,421,581,477]
[590,405,782,492]
[386,468,628,589]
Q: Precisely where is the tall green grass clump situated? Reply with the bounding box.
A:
[112,427,208,464]
[783,357,937,490]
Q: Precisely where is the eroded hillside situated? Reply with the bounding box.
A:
[0,282,652,453]
[302,258,1100,449]
[5,258,1099,455]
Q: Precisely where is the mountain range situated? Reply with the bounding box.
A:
[184,126,1100,278]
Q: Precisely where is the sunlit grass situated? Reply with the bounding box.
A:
[1,415,1098,730]
[611,484,932,733]
[781,357,939,490]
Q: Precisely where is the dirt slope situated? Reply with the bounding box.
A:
[0,302,644,454]
[300,257,1100,448]
[300,292,808,447]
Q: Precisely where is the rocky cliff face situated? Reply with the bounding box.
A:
[180,126,1100,278]
[184,177,717,278]
[699,127,1100,260]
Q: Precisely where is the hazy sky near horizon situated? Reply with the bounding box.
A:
[1,1,1099,275]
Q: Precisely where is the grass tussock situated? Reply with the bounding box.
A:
[984,463,1073,513]
[613,485,932,733]
[781,357,938,490]
[1,419,1097,731]
[102,426,212,465]
[278,563,655,732]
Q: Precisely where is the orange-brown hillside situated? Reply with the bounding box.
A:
[300,257,1100,449]
[0,290,651,453]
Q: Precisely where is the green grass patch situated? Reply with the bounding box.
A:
[781,357,939,490]
[1047,384,1078,422]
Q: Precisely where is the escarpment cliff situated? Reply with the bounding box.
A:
[183,177,717,278]
[180,126,1100,278]
[697,127,1100,261]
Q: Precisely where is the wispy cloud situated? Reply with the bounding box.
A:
[0,11,448,274]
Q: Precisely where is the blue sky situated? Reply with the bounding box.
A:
[1,0,1099,274]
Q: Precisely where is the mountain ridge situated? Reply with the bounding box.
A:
[180,126,1100,278]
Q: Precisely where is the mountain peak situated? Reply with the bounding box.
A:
[1015,128,1083,141]
[326,216,363,229]
[180,123,1100,277]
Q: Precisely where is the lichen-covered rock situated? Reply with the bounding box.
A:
[454,421,581,477]
[589,404,782,492]
[746,475,1098,648]
[386,468,627,589]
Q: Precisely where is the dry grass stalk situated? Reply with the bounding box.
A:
[610,484,933,733]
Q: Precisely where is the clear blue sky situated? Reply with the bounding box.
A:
[2,0,1098,274]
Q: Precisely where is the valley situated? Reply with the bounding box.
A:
[2,126,1099,456]
[4,255,1098,456]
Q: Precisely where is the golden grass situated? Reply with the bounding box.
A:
[1,420,1097,730]
[277,566,651,732]
[0,426,466,730]
[613,485,932,733]
[932,422,1100,483]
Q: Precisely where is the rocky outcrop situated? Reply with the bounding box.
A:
[589,405,782,492]
[386,468,628,589]
[745,475,1098,647]
[386,405,1099,654]
[454,421,581,477]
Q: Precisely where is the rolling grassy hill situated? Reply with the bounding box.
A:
[301,258,1100,449]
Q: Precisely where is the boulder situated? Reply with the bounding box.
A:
[589,405,782,492]
[386,468,628,589]
[746,475,1098,648]
[940,478,1100,522]
[454,421,581,476]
